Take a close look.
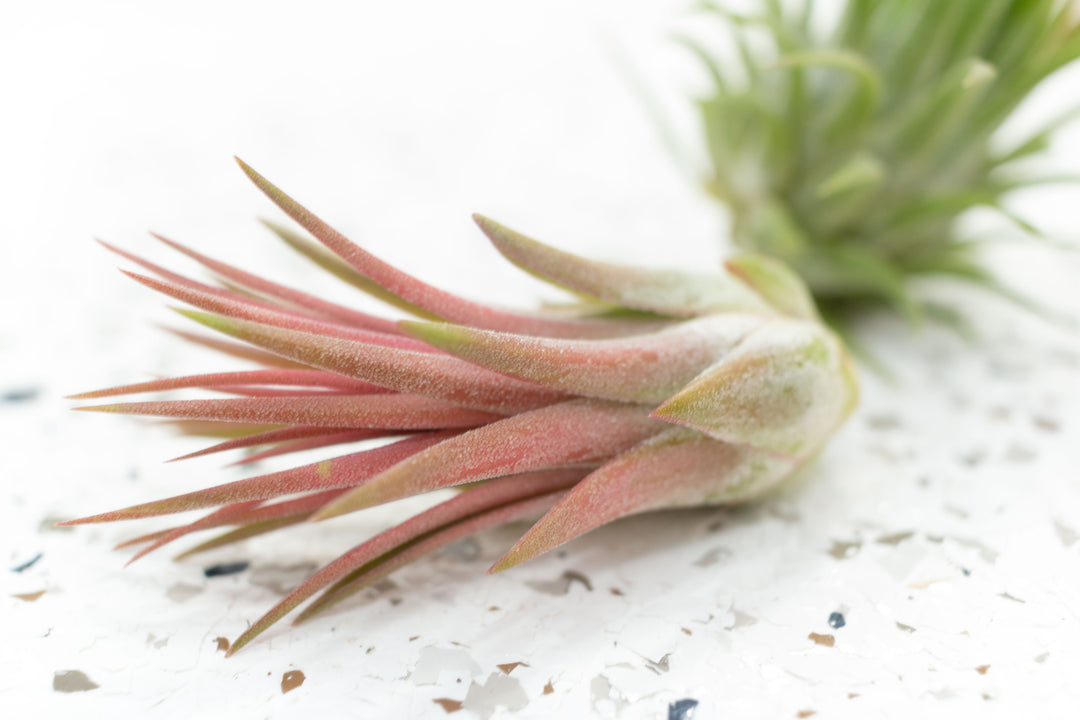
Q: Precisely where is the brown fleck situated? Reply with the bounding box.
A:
[1032,415,1060,433]
[808,632,834,647]
[976,665,990,675]
[281,670,305,694]
[681,627,692,636]
[609,587,625,596]
[998,592,1025,603]
[433,698,463,713]
[53,670,98,693]
[488,606,500,611]
[876,531,914,546]
[13,590,45,602]
[797,711,816,718]
[896,622,916,633]
[409,635,421,642]
[543,680,555,695]
[215,637,230,653]
[497,662,528,675]
[848,693,860,699]
[828,540,861,559]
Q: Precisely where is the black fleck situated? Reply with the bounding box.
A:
[12,552,43,573]
[828,612,846,629]
[2,387,41,404]
[669,698,699,720]
[962,568,971,577]
[204,561,250,577]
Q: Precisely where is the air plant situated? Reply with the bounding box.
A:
[63,159,857,654]
[685,0,1080,325]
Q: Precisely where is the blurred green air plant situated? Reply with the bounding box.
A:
[684,0,1080,326]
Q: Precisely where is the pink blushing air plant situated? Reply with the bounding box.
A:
[63,158,857,654]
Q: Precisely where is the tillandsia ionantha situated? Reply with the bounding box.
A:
[63,159,857,654]
[684,0,1080,326]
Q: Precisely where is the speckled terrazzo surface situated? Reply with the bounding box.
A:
[3,2,1079,718]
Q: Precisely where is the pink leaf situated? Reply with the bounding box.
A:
[74,394,498,429]
[152,233,406,334]
[177,310,569,414]
[474,214,772,316]
[60,431,461,523]
[491,428,796,571]
[236,158,668,339]
[70,369,388,400]
[169,426,385,462]
[227,469,585,655]
[401,314,764,403]
[312,399,662,520]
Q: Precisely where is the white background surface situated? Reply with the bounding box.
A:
[3,1,1080,718]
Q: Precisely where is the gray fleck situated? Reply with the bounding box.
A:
[949,537,999,563]
[249,562,318,595]
[165,582,203,602]
[642,653,671,674]
[12,553,43,573]
[1035,652,1049,664]
[944,505,969,519]
[767,505,801,523]
[866,414,901,430]
[525,570,592,596]
[895,622,916,633]
[441,537,482,563]
[732,609,758,628]
[146,632,169,649]
[669,698,699,720]
[590,674,628,715]
[53,670,99,693]
[463,672,528,720]
[693,546,732,568]
[998,592,1025,604]
[2,386,40,403]
[411,647,481,686]
[1053,518,1078,548]
[1004,444,1037,463]
[204,561,249,578]
[958,448,988,467]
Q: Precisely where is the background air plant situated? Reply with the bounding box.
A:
[63,159,856,653]
[684,0,1080,326]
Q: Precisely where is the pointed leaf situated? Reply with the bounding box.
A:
[60,431,460,523]
[70,369,386,400]
[178,309,568,414]
[152,233,404,334]
[75,394,498,430]
[227,469,584,654]
[401,314,763,403]
[312,399,661,520]
[491,428,795,571]
[652,319,858,458]
[237,159,669,339]
[473,214,771,317]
